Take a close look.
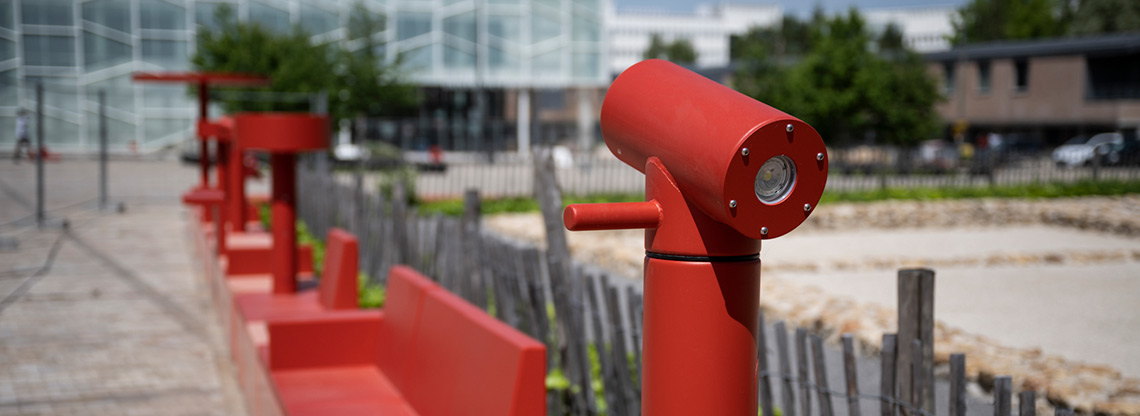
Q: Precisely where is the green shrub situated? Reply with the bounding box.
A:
[358,272,385,309]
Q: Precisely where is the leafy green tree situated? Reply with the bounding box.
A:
[730,14,814,62]
[666,39,698,65]
[335,2,418,118]
[192,4,332,114]
[1067,0,1140,35]
[192,3,417,125]
[950,0,1065,44]
[734,9,940,148]
[642,33,699,65]
[642,34,669,61]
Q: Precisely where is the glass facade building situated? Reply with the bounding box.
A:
[0,0,607,153]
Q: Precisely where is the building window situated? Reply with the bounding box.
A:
[977,60,991,93]
[23,35,75,67]
[943,61,955,94]
[1014,59,1028,92]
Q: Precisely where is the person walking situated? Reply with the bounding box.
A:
[12,109,30,162]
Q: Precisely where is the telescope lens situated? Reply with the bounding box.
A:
[755,155,796,204]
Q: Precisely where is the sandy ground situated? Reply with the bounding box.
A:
[487,210,1140,380]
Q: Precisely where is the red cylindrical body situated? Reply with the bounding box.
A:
[600,59,827,240]
[271,153,297,294]
[216,140,229,218]
[228,142,247,232]
[643,258,760,416]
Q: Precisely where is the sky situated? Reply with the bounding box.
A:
[613,0,967,16]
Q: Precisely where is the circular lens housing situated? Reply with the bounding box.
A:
[755,155,796,204]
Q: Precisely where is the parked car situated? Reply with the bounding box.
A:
[1102,133,1140,166]
[1052,132,1122,167]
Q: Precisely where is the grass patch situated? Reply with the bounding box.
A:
[419,180,1140,216]
[358,272,386,309]
[258,203,383,309]
[821,179,1140,203]
[420,193,643,217]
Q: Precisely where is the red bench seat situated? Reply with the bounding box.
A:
[262,265,547,416]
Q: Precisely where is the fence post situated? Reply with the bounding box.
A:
[994,376,1012,416]
[533,148,572,285]
[842,334,861,416]
[911,339,924,413]
[881,333,898,416]
[812,334,835,416]
[606,285,639,415]
[625,285,643,382]
[758,310,775,416]
[460,189,483,305]
[35,82,44,228]
[98,89,109,211]
[897,268,935,415]
[796,328,812,416]
[534,149,595,414]
[949,354,967,416]
[391,180,409,267]
[775,321,797,416]
[586,275,619,414]
[1020,391,1036,416]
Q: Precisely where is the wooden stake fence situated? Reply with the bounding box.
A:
[295,155,1065,416]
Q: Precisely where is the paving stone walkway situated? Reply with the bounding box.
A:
[0,159,246,415]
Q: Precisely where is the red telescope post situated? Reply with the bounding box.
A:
[564,60,828,415]
[236,113,329,294]
[131,70,269,192]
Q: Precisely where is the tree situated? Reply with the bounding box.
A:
[734,9,940,148]
[642,33,699,65]
[1067,0,1140,35]
[334,2,418,119]
[666,39,697,65]
[642,33,669,61]
[950,0,1065,44]
[730,14,813,62]
[192,3,417,126]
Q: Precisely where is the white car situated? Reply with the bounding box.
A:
[1052,133,1122,167]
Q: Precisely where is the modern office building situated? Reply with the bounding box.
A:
[606,3,781,74]
[0,0,609,154]
[864,6,954,53]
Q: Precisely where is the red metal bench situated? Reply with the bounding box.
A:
[264,265,547,416]
[230,229,373,356]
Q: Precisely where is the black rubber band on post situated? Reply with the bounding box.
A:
[645,252,759,263]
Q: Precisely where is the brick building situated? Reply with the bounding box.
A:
[925,33,1140,146]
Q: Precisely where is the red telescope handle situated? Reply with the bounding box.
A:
[563,201,661,231]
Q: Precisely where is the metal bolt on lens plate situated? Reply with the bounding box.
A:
[729,200,738,208]
[786,123,794,133]
[742,148,749,156]
[761,227,769,236]
[804,203,812,212]
[817,152,825,161]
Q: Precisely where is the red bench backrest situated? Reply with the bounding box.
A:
[401,287,547,416]
[320,228,359,310]
[377,265,440,391]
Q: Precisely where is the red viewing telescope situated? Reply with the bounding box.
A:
[564,59,828,415]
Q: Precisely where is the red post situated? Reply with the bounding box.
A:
[197,83,210,188]
[228,135,247,231]
[215,141,229,252]
[237,113,328,295]
[563,60,828,415]
[271,153,297,294]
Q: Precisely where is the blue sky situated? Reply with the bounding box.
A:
[613,0,967,16]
